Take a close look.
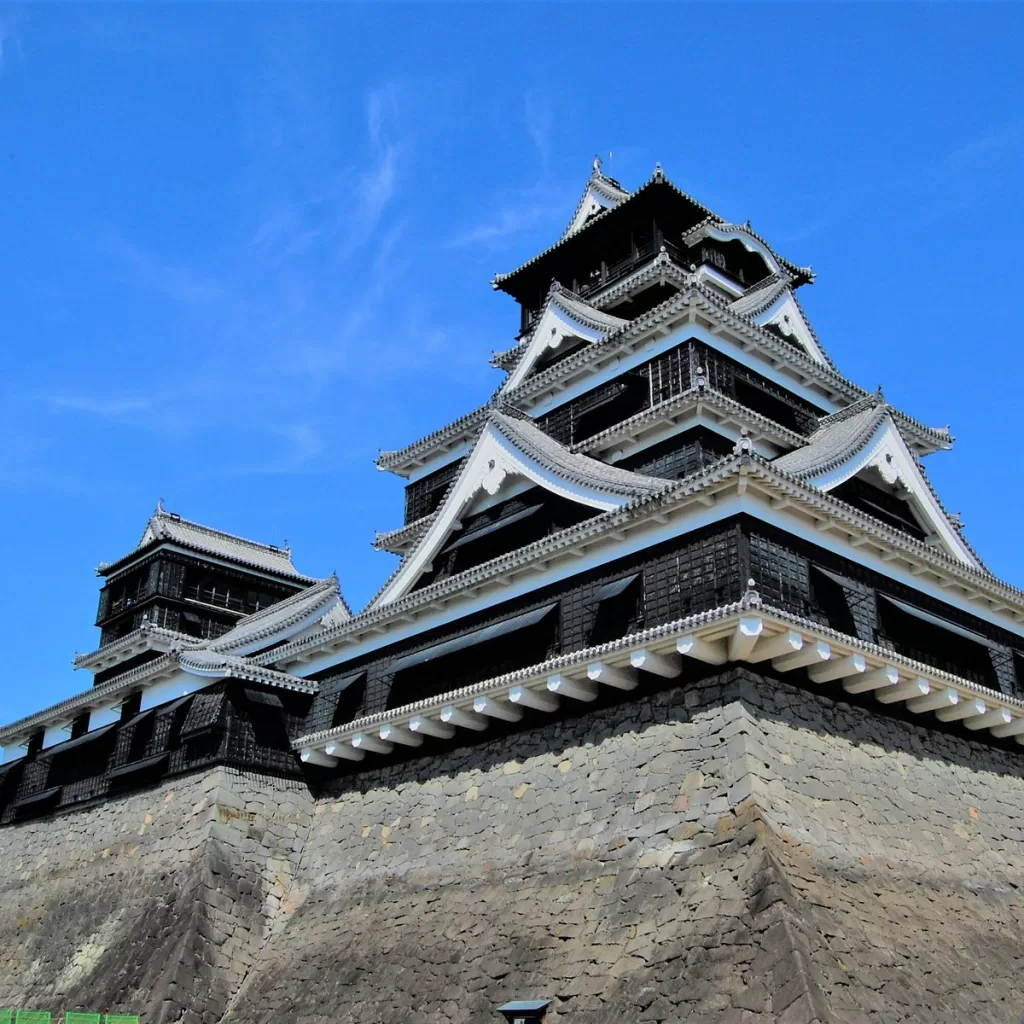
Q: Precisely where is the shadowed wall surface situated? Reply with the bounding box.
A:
[2,670,1022,1024]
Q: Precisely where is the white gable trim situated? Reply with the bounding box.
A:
[374,422,633,607]
[805,415,978,568]
[753,289,829,366]
[690,223,783,276]
[564,178,628,238]
[503,297,622,393]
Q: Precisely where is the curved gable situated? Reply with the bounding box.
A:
[372,414,667,607]
[502,287,629,392]
[776,409,979,568]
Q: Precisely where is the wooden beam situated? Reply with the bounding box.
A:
[409,715,455,739]
[773,641,831,672]
[323,740,365,762]
[677,634,727,665]
[379,723,423,747]
[587,662,638,691]
[508,685,559,712]
[808,654,867,684]
[964,707,1014,731]
[906,688,959,714]
[990,715,1024,739]
[473,696,523,722]
[351,732,394,754]
[629,649,681,678]
[843,665,899,694]
[300,747,338,768]
[875,678,930,704]
[747,631,803,664]
[440,705,488,731]
[547,673,598,702]
[728,616,763,661]
[935,697,987,723]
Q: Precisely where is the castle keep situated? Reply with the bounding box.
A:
[1,162,1022,1023]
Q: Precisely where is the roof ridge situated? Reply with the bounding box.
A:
[143,509,290,555]
[489,409,671,498]
[493,167,720,287]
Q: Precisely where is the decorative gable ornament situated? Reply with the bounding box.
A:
[372,412,668,607]
[501,284,628,393]
[775,404,979,568]
[562,159,631,239]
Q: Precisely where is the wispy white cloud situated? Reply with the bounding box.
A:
[446,89,574,252]
[942,118,1024,178]
[101,235,224,308]
[51,395,154,417]
[0,10,23,72]
[524,88,553,171]
[446,200,564,250]
[224,422,326,477]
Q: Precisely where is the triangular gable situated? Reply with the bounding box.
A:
[563,162,631,239]
[501,285,629,393]
[750,287,832,367]
[373,412,668,606]
[775,408,978,567]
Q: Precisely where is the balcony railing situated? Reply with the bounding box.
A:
[184,582,247,613]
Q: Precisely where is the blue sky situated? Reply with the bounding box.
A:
[1,3,1022,723]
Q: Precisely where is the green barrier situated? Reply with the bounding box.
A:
[0,1009,13,1024]
[104,1016,139,1024]
[15,1013,51,1024]
[66,1016,102,1024]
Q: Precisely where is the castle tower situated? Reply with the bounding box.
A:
[2,160,1024,1024]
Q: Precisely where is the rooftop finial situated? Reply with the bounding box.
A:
[283,538,291,554]
[155,497,166,515]
[742,578,762,608]
[653,161,664,179]
[592,154,602,175]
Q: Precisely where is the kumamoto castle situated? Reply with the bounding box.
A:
[4,160,1024,1024]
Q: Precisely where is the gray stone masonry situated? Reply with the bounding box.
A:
[2,668,1023,1023]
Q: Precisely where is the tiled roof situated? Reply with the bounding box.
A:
[728,274,793,317]
[773,402,887,479]
[493,165,719,287]
[377,405,490,474]
[490,284,630,382]
[99,505,318,582]
[373,516,432,554]
[572,385,807,456]
[256,446,1024,673]
[209,577,348,653]
[772,398,982,568]
[544,283,631,333]
[561,165,632,240]
[174,650,318,693]
[491,410,670,499]
[382,278,951,479]
[682,218,814,283]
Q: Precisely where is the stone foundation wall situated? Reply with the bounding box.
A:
[2,671,1023,1024]
[0,768,312,1024]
